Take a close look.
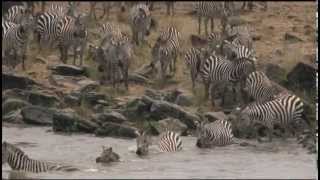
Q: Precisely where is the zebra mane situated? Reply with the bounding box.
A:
[4,142,28,157]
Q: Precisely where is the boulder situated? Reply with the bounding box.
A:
[82,92,107,106]
[156,118,188,135]
[21,106,55,125]
[2,70,38,90]
[48,64,86,76]
[264,63,287,84]
[174,92,193,106]
[144,96,198,129]
[92,111,128,125]
[128,73,153,85]
[122,97,152,121]
[28,90,60,108]
[2,110,24,124]
[204,111,228,122]
[2,98,30,116]
[284,32,303,43]
[94,122,138,138]
[287,62,317,92]
[52,109,99,133]
[63,94,81,107]
[49,75,99,92]
[2,88,29,102]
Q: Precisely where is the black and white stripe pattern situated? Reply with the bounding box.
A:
[224,24,253,49]
[158,131,182,152]
[48,4,67,17]
[238,93,304,141]
[135,130,182,156]
[2,20,30,70]
[35,11,64,50]
[4,5,30,24]
[199,52,255,101]
[152,26,180,81]
[222,40,256,62]
[196,120,234,148]
[194,2,230,35]
[2,141,78,173]
[184,47,203,89]
[129,3,152,45]
[57,14,88,65]
[244,71,278,103]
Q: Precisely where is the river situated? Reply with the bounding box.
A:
[2,124,317,179]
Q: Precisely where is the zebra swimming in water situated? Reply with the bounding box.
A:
[2,141,79,173]
[135,130,182,156]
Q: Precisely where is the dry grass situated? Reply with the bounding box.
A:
[14,2,316,109]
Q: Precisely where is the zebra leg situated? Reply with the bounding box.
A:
[204,82,210,100]
[198,16,201,35]
[172,2,174,16]
[204,18,209,36]
[210,18,214,33]
[22,54,26,70]
[73,46,77,65]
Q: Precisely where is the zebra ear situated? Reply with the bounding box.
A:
[138,8,147,18]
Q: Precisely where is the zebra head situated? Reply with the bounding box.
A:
[96,146,120,163]
[136,5,152,36]
[135,130,152,156]
[2,141,27,165]
[195,120,213,148]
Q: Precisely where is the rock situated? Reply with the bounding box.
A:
[174,92,193,106]
[82,92,106,106]
[52,110,99,133]
[134,63,155,78]
[284,32,303,43]
[264,63,287,84]
[49,75,99,92]
[21,106,55,125]
[204,111,228,122]
[211,82,240,112]
[48,64,86,76]
[128,73,153,85]
[2,89,29,102]
[2,98,30,117]
[287,62,317,92]
[3,110,24,124]
[95,122,138,138]
[156,118,188,135]
[63,94,81,107]
[28,90,60,108]
[92,111,128,125]
[122,97,151,121]
[144,96,198,129]
[2,70,38,90]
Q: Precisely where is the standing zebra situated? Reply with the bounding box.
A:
[2,141,79,173]
[135,130,182,156]
[184,47,205,90]
[2,19,33,70]
[4,4,32,24]
[199,52,255,106]
[58,14,88,66]
[244,71,279,103]
[129,3,152,46]
[222,40,256,63]
[152,26,180,81]
[166,1,175,16]
[236,93,305,142]
[194,1,231,35]
[224,23,253,50]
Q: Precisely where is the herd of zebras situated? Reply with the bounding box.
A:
[2,1,312,174]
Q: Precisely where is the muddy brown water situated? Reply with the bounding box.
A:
[2,125,317,179]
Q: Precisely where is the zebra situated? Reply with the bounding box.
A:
[95,31,132,89]
[4,5,32,24]
[48,4,67,17]
[129,3,152,46]
[242,2,268,11]
[57,14,88,66]
[244,71,280,103]
[224,23,253,50]
[96,146,120,163]
[2,141,79,173]
[196,120,234,148]
[165,1,175,16]
[199,52,255,106]
[151,26,180,81]
[194,1,232,35]
[2,20,33,70]
[236,93,305,142]
[35,10,65,51]
[135,130,182,156]
[184,47,205,90]
[221,40,256,63]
